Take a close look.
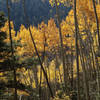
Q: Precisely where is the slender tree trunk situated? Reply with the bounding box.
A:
[58,68,63,83]
[92,0,100,47]
[22,0,53,98]
[79,40,90,100]
[33,66,39,89]
[70,44,74,91]
[6,0,17,100]
[54,0,68,93]
[48,66,51,82]
[39,31,46,100]
[91,45,100,96]
[39,68,42,100]
[54,64,57,95]
[91,1,100,95]
[73,0,80,100]
[79,50,90,100]
[55,53,62,83]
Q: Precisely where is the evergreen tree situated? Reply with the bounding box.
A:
[0,12,8,98]
[0,12,29,99]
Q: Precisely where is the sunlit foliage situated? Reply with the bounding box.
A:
[1,0,100,99]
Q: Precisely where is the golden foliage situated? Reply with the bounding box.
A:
[1,1,100,97]
[0,21,16,42]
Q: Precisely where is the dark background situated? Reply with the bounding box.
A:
[0,0,71,31]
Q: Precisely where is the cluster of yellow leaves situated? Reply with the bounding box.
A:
[16,19,59,56]
[49,0,100,27]
[15,17,76,57]
[0,21,16,42]
[77,0,100,47]
[61,10,75,47]
[61,0,100,47]
[48,0,100,54]
[4,1,100,57]
[0,21,26,58]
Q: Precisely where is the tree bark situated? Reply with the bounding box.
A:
[73,0,80,100]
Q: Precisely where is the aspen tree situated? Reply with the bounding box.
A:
[54,0,68,93]
[22,0,54,98]
[73,0,80,100]
[92,0,100,47]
